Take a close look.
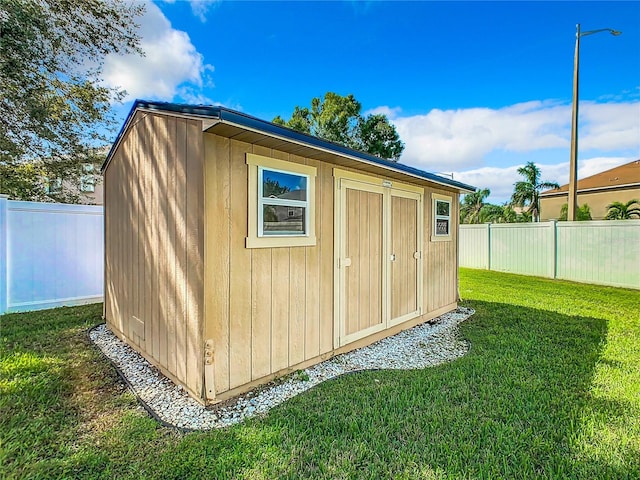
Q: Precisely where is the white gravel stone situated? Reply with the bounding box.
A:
[89,307,474,430]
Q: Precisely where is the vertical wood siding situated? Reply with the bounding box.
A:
[204,135,337,395]
[204,134,461,397]
[344,189,384,336]
[391,195,419,319]
[104,112,204,399]
[424,187,459,311]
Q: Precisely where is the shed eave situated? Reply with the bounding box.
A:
[102,99,476,194]
[206,118,476,193]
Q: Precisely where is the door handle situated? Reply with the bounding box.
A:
[342,258,352,267]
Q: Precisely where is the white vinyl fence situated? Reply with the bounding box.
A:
[0,195,104,314]
[460,221,640,289]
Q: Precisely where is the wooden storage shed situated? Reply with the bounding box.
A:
[102,100,475,404]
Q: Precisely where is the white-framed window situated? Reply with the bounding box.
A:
[80,175,95,192]
[46,178,62,194]
[432,193,452,241]
[246,153,317,248]
[258,166,309,237]
[80,164,96,192]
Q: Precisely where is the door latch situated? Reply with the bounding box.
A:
[339,258,352,268]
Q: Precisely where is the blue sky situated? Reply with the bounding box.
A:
[104,1,640,203]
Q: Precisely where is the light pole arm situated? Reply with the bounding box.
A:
[581,28,622,37]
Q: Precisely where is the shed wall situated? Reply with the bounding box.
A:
[104,111,205,399]
[203,135,334,396]
[204,133,460,399]
[424,186,460,311]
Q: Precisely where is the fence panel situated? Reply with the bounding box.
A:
[489,222,555,278]
[460,221,639,289]
[556,221,640,288]
[458,224,489,269]
[1,197,104,313]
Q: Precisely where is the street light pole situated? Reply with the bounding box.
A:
[568,24,621,221]
[568,24,581,222]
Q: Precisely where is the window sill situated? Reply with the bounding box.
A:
[246,235,317,249]
[430,235,452,242]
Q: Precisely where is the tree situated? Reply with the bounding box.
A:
[604,199,640,220]
[263,179,290,197]
[478,203,503,223]
[358,114,405,160]
[274,92,404,161]
[481,203,523,223]
[559,203,593,221]
[0,0,144,202]
[460,188,490,224]
[510,162,559,222]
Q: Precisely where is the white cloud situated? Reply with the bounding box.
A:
[453,166,523,201]
[579,102,640,151]
[387,100,640,171]
[364,106,402,118]
[189,0,219,22]
[102,2,213,101]
[162,0,220,22]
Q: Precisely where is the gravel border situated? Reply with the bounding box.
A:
[89,307,474,430]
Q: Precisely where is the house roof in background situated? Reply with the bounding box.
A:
[541,159,640,196]
[102,100,476,193]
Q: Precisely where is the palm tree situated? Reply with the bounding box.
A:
[460,188,490,224]
[478,203,503,223]
[480,203,519,223]
[510,162,559,222]
[559,203,592,221]
[605,199,640,220]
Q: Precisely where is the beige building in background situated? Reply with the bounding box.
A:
[101,100,475,404]
[540,160,640,220]
[44,153,106,205]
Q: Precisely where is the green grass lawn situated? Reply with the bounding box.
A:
[1,269,639,479]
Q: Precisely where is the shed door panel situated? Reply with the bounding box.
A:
[390,195,419,323]
[336,176,423,348]
[344,188,384,337]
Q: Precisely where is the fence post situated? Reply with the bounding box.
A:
[0,195,7,314]
[487,223,492,271]
[550,220,557,279]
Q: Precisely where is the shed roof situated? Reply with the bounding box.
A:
[103,100,475,193]
[540,159,640,196]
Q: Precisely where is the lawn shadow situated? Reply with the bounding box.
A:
[106,298,639,479]
[190,299,635,479]
[4,301,638,479]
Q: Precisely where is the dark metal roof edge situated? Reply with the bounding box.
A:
[215,107,475,192]
[102,100,476,193]
[101,100,223,173]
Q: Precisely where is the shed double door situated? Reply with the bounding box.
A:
[335,177,423,347]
